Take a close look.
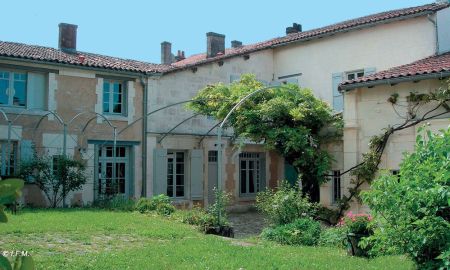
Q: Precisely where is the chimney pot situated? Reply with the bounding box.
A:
[286,23,302,35]
[231,40,243,48]
[206,32,225,58]
[161,41,173,64]
[58,23,78,52]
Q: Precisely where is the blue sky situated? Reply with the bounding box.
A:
[1,0,431,64]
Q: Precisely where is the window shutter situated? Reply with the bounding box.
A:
[364,67,376,76]
[332,72,344,112]
[153,148,167,196]
[190,149,204,200]
[259,154,266,191]
[26,72,46,110]
[20,140,34,162]
[230,74,240,83]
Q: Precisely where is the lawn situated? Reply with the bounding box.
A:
[1,209,414,270]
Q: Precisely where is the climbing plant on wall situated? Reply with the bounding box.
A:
[188,74,343,202]
[334,79,450,220]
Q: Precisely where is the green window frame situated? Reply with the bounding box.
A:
[103,79,127,116]
[0,69,27,107]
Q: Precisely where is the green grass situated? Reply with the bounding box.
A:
[1,209,414,270]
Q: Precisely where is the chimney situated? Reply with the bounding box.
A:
[174,50,186,61]
[161,41,173,64]
[286,23,302,35]
[231,40,243,48]
[58,23,78,52]
[206,32,225,58]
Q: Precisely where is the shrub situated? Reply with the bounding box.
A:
[181,208,215,231]
[134,195,175,216]
[362,127,450,269]
[207,188,230,227]
[261,218,321,246]
[256,181,318,226]
[318,226,347,249]
[338,212,373,235]
[94,195,135,211]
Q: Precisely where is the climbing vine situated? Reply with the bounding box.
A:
[333,79,450,221]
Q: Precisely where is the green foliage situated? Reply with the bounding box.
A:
[207,188,230,227]
[134,195,175,216]
[19,155,87,208]
[181,207,216,231]
[261,218,322,246]
[188,74,342,200]
[362,127,450,269]
[338,212,373,235]
[0,178,35,269]
[318,226,347,249]
[95,195,135,211]
[256,181,318,226]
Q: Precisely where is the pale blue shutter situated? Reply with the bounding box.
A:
[153,148,167,196]
[26,72,46,110]
[190,149,204,200]
[230,74,240,83]
[20,140,34,162]
[259,154,266,191]
[364,67,376,76]
[332,73,344,112]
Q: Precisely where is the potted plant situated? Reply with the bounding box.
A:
[338,212,372,257]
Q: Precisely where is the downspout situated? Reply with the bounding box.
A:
[140,76,148,197]
[427,14,439,55]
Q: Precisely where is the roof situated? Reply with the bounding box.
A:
[339,52,450,91]
[167,2,449,73]
[0,2,448,75]
[0,41,168,74]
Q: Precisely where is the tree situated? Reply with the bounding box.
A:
[362,127,450,269]
[188,74,342,201]
[20,155,87,208]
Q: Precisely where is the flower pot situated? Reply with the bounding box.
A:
[346,233,368,257]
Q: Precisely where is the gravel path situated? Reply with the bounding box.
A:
[228,211,268,239]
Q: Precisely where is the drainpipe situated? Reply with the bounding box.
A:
[140,76,148,197]
[427,14,439,55]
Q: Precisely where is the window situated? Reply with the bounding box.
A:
[52,155,63,176]
[96,145,129,198]
[167,151,185,198]
[0,141,17,177]
[331,170,341,203]
[103,80,126,115]
[391,169,401,182]
[239,152,263,196]
[0,70,27,107]
[346,70,365,81]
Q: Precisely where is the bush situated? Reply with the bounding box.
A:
[134,195,175,216]
[362,127,450,269]
[256,181,318,226]
[318,226,347,249]
[338,212,373,235]
[261,218,321,246]
[94,196,135,211]
[181,208,215,231]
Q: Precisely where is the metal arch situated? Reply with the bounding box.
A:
[0,108,9,122]
[81,113,115,133]
[68,111,100,126]
[11,108,47,123]
[34,111,65,131]
[157,113,202,144]
[118,97,226,136]
[197,121,222,146]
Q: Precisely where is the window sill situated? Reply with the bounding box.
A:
[104,114,128,122]
[0,106,48,116]
[238,195,257,201]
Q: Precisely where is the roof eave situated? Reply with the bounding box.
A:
[339,71,450,92]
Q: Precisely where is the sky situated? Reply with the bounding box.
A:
[0,0,432,64]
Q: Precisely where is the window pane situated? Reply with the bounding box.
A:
[167,175,173,185]
[167,185,173,197]
[13,73,26,106]
[357,72,364,78]
[113,103,122,113]
[249,169,255,193]
[176,174,184,186]
[0,73,9,105]
[347,73,355,80]
[176,186,184,197]
[176,163,184,174]
[176,152,184,162]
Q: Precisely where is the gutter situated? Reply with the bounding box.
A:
[139,76,148,198]
[339,71,450,92]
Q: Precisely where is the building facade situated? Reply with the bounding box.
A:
[0,2,449,210]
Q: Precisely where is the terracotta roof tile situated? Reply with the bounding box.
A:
[0,41,169,74]
[340,52,450,89]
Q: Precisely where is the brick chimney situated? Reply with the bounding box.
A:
[286,23,302,35]
[58,23,78,52]
[161,41,174,64]
[231,40,243,48]
[174,50,186,61]
[206,32,225,58]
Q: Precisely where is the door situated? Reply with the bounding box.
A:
[207,150,218,204]
[96,145,130,199]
